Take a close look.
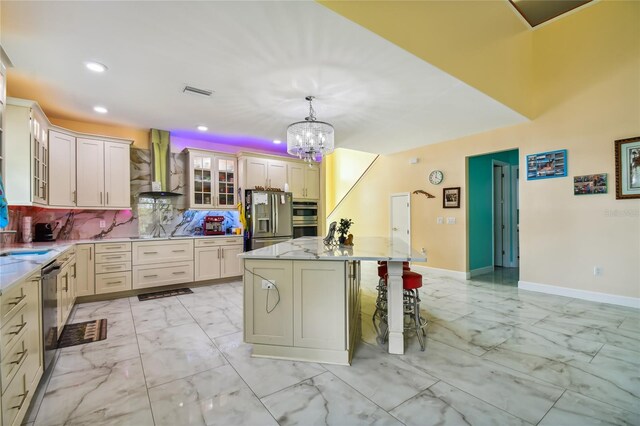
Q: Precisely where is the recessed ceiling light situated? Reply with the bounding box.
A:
[197,125,208,132]
[273,139,282,144]
[93,106,108,114]
[85,61,107,73]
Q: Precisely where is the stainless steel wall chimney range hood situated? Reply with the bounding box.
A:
[139,129,182,198]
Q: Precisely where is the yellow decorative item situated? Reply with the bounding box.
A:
[237,202,247,229]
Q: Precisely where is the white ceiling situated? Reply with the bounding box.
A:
[2,1,527,155]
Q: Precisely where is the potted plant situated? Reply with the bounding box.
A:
[337,218,353,245]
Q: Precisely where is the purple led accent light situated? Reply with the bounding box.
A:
[170,130,289,155]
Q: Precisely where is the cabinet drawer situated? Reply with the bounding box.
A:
[95,262,131,274]
[1,307,29,355]
[95,242,132,253]
[95,252,132,264]
[2,368,28,426]
[133,261,194,289]
[95,272,132,294]
[1,279,30,323]
[195,237,243,247]
[1,337,28,393]
[132,240,194,265]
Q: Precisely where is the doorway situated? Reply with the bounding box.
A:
[390,193,410,245]
[468,149,519,281]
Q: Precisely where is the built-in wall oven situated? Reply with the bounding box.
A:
[293,201,318,238]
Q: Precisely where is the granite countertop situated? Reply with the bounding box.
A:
[239,236,427,262]
[0,234,243,294]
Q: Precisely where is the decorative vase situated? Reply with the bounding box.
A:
[338,235,346,244]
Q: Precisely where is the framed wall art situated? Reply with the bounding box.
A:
[443,187,460,208]
[526,149,567,180]
[574,173,607,195]
[615,136,640,199]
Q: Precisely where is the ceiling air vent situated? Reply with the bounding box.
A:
[183,85,213,97]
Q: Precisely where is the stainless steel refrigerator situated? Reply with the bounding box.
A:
[245,190,293,250]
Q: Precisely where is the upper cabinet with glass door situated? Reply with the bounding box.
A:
[185,149,237,209]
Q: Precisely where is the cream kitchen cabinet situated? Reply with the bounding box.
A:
[287,163,320,200]
[4,98,49,206]
[185,149,237,209]
[49,129,76,207]
[0,59,6,179]
[0,270,43,426]
[76,138,131,208]
[194,237,243,281]
[57,249,76,335]
[242,156,287,190]
[75,244,95,297]
[132,240,194,289]
[94,242,132,295]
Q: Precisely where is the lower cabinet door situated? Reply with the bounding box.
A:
[293,260,346,350]
[2,370,28,426]
[133,262,194,289]
[221,245,243,278]
[75,244,95,296]
[95,272,132,294]
[243,259,293,346]
[194,247,222,281]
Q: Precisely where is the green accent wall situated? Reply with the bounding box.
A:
[468,149,519,271]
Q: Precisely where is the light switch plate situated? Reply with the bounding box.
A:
[446,217,456,225]
[437,217,444,224]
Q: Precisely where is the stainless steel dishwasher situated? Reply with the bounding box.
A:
[42,260,62,372]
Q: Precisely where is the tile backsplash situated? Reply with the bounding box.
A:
[3,147,241,243]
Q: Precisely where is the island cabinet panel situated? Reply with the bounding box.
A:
[244,260,293,346]
[293,261,345,350]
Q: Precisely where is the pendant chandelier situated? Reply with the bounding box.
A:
[287,96,335,163]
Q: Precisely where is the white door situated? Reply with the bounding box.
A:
[493,162,511,267]
[304,165,320,200]
[49,130,76,207]
[390,193,411,245]
[104,141,130,207]
[512,165,520,267]
[288,163,305,198]
[76,137,104,207]
[245,158,268,189]
[267,160,287,189]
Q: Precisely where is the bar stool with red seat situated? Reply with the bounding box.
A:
[373,261,409,334]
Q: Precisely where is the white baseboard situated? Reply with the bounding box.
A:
[411,265,468,281]
[518,281,640,309]
[469,266,494,278]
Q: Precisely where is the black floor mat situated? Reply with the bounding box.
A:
[137,287,193,301]
[57,319,108,348]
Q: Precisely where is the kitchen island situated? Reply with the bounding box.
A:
[239,236,426,364]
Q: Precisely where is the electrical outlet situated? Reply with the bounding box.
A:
[446,217,456,225]
[262,279,275,289]
[593,266,602,276]
[99,220,106,228]
[437,217,444,224]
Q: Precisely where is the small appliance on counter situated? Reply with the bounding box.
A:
[204,215,225,235]
[34,222,56,242]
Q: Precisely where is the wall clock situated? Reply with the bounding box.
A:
[429,170,444,185]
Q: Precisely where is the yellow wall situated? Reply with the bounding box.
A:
[319,0,534,118]
[327,0,640,298]
[324,148,378,215]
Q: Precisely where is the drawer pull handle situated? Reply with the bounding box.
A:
[104,265,121,269]
[11,349,28,365]
[104,246,120,250]
[144,274,158,278]
[144,251,158,254]
[172,271,186,275]
[104,255,122,259]
[9,322,27,336]
[172,250,186,253]
[11,390,29,410]
[8,295,26,306]
[106,281,122,285]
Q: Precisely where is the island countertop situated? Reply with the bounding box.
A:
[238,236,426,262]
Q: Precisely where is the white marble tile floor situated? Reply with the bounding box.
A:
[26,268,640,425]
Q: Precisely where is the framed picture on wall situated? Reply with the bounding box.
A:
[574,173,607,195]
[443,187,460,208]
[615,136,640,199]
[526,149,567,180]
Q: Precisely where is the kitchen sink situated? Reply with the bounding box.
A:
[0,249,53,257]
